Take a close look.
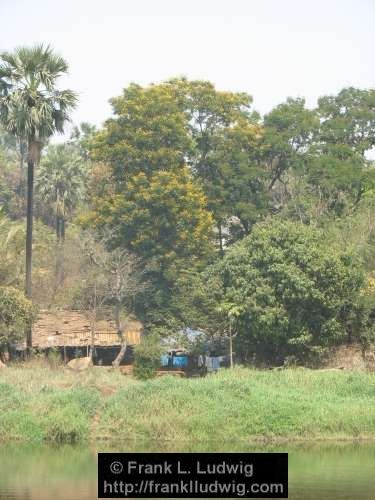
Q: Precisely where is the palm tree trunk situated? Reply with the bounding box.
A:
[54,216,60,291]
[25,153,34,350]
[55,216,65,289]
[25,155,34,300]
[60,218,65,284]
[25,140,41,350]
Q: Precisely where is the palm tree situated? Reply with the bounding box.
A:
[36,143,85,288]
[0,45,77,348]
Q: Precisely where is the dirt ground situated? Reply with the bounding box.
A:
[326,343,375,371]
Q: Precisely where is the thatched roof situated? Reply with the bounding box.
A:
[17,310,142,349]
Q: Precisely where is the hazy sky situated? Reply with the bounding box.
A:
[1,0,374,134]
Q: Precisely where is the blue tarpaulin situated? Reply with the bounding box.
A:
[172,356,188,368]
[160,354,170,367]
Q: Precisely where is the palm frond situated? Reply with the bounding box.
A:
[0,44,77,142]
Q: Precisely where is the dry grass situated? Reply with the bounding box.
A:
[1,357,136,392]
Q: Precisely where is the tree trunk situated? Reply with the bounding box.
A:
[90,326,95,360]
[54,216,61,291]
[25,153,34,350]
[25,140,42,351]
[90,281,97,360]
[0,349,6,364]
[112,302,127,368]
[218,223,224,258]
[112,340,127,368]
[60,218,65,284]
[229,321,234,368]
[25,156,34,300]
[55,216,65,289]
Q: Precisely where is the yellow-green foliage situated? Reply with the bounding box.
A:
[84,167,213,269]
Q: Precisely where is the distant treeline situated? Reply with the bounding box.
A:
[0,47,374,364]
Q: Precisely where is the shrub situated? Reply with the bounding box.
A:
[133,333,163,380]
[46,348,63,369]
[0,287,35,353]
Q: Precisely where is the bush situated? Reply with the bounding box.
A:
[0,287,35,351]
[206,219,367,363]
[46,348,63,369]
[133,333,163,380]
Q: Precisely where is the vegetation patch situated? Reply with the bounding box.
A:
[1,364,375,443]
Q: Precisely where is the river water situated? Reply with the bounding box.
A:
[0,442,374,499]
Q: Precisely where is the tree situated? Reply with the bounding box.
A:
[107,169,210,265]
[69,122,97,166]
[36,143,86,288]
[0,44,77,348]
[77,232,147,365]
[259,90,375,222]
[82,167,214,329]
[318,87,375,157]
[260,97,318,210]
[0,286,34,362]
[103,247,147,367]
[83,166,213,270]
[306,87,375,216]
[88,78,266,252]
[206,219,366,364]
[210,120,268,244]
[168,78,262,249]
[89,82,191,181]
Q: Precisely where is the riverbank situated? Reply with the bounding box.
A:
[1,362,375,443]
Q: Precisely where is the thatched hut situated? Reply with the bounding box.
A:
[15,310,142,365]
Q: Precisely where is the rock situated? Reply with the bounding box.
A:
[67,356,93,371]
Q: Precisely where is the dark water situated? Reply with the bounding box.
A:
[0,442,374,500]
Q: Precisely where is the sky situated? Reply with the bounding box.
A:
[1,0,374,136]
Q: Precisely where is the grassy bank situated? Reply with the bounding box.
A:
[1,362,375,443]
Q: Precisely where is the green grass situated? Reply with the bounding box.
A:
[1,361,375,443]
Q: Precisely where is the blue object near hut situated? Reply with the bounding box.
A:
[172,355,188,368]
[160,354,170,367]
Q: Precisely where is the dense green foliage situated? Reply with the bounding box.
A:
[206,220,367,363]
[133,334,163,380]
[81,79,374,342]
[0,286,34,350]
